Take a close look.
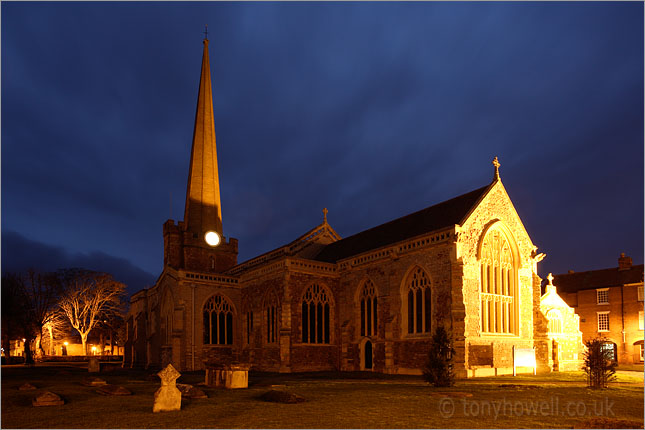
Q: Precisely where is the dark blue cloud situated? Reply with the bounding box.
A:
[2,2,643,286]
[1,230,156,295]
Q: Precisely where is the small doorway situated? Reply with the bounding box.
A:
[364,340,373,370]
[552,340,559,371]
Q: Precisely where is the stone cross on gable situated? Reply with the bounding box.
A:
[547,273,554,286]
[492,156,501,180]
[323,208,328,224]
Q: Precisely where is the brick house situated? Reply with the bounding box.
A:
[548,254,644,365]
[124,37,581,377]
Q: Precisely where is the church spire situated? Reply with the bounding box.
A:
[183,36,223,237]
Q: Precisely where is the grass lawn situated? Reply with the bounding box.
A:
[1,364,643,429]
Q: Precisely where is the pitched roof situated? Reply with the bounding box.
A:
[226,222,341,275]
[546,265,644,294]
[314,184,491,263]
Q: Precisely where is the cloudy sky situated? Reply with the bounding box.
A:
[2,2,643,295]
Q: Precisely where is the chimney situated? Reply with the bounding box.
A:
[568,270,575,274]
[618,253,632,271]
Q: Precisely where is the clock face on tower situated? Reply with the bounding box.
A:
[204,231,221,247]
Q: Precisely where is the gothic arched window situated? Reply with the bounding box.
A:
[302,284,331,344]
[360,280,378,337]
[203,294,233,345]
[480,225,517,334]
[264,291,279,344]
[405,267,431,334]
[546,309,562,334]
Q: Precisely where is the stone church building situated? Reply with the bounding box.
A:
[124,38,581,377]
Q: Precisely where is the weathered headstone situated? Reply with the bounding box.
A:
[88,357,100,373]
[97,384,132,396]
[153,364,182,413]
[176,383,207,399]
[19,383,37,390]
[81,377,107,387]
[32,391,64,407]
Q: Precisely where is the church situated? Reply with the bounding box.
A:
[124,37,582,378]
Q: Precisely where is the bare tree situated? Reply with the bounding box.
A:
[1,270,62,363]
[58,271,126,355]
[41,311,68,356]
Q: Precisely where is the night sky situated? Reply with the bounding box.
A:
[2,2,643,295]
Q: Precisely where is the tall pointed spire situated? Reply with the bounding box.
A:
[183,36,223,237]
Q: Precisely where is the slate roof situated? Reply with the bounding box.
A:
[547,265,644,294]
[314,184,491,263]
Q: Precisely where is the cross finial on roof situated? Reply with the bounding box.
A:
[492,156,500,181]
[323,208,328,224]
[204,24,208,41]
[547,273,554,286]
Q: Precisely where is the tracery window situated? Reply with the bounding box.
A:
[246,311,253,345]
[480,226,517,334]
[546,309,562,334]
[360,280,378,337]
[265,291,279,344]
[203,294,233,345]
[301,284,331,344]
[405,267,431,334]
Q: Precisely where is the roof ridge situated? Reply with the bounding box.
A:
[333,184,490,244]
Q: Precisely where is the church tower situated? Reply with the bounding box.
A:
[163,36,238,273]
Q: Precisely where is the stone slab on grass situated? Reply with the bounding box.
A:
[427,391,473,398]
[81,377,107,387]
[19,383,37,390]
[96,384,132,396]
[260,389,306,404]
[176,384,207,399]
[33,391,64,407]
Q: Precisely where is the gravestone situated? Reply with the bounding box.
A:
[153,364,181,413]
[88,357,100,373]
[33,391,64,407]
[19,383,37,390]
[81,377,107,387]
[97,384,132,396]
[176,383,207,399]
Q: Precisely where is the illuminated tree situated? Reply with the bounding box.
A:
[58,271,126,355]
[41,311,67,356]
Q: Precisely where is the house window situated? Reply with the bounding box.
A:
[301,284,331,344]
[405,267,431,334]
[640,344,644,362]
[246,311,253,345]
[203,294,233,345]
[480,226,517,334]
[359,280,378,337]
[546,309,562,334]
[638,286,644,302]
[601,342,616,361]
[596,289,609,305]
[597,312,609,332]
[639,311,644,331]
